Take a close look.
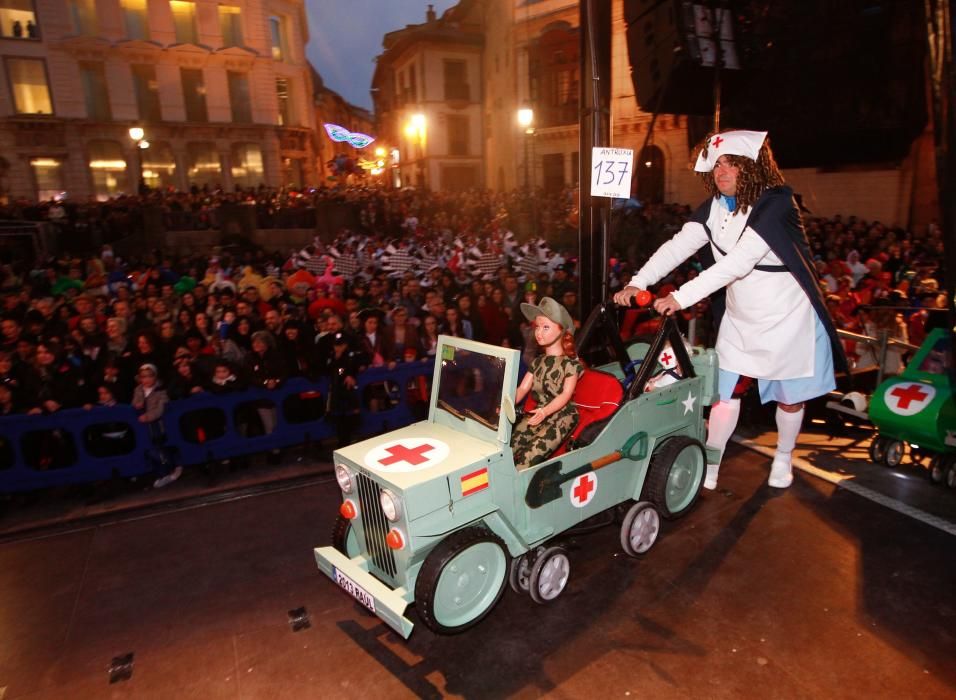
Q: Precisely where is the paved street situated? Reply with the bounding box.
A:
[1,443,954,699]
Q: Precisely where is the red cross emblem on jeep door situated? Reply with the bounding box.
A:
[570,473,597,508]
[885,382,935,417]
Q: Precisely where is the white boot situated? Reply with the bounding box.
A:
[769,406,804,488]
[703,398,741,490]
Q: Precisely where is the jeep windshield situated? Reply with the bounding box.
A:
[434,340,511,439]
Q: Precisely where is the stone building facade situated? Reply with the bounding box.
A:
[446,0,938,225]
[0,0,316,200]
[372,3,484,192]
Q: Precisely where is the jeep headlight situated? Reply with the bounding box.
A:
[380,488,402,521]
[334,464,353,493]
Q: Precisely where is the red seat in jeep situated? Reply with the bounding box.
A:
[553,369,623,457]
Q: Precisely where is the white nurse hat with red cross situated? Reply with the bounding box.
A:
[694,130,768,172]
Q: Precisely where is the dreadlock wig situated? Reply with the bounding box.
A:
[694,132,785,214]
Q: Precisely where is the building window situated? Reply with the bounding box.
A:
[441,165,478,192]
[87,140,126,199]
[70,0,96,35]
[636,145,665,203]
[181,68,208,122]
[80,61,111,121]
[218,5,242,47]
[0,0,39,40]
[443,60,469,101]
[169,0,198,44]
[5,57,52,114]
[186,141,220,188]
[132,64,161,122]
[529,26,580,128]
[396,68,407,107]
[275,77,293,125]
[141,141,176,190]
[408,64,417,103]
[121,0,148,39]
[227,71,251,123]
[30,157,63,200]
[447,115,469,156]
[542,153,564,193]
[230,143,263,188]
[269,15,288,61]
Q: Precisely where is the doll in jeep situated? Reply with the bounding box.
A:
[511,297,583,469]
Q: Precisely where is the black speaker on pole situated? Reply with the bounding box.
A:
[624,0,744,116]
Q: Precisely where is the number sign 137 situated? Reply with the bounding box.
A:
[590,147,634,199]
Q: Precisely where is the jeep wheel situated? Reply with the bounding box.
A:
[331,514,361,558]
[620,501,660,557]
[509,551,534,594]
[868,436,887,464]
[643,436,705,519]
[883,440,905,468]
[415,526,508,635]
[529,546,570,604]
[930,456,946,484]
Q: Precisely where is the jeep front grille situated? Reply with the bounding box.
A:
[356,472,397,578]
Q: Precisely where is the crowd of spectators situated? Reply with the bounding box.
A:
[0,185,949,470]
[0,183,578,242]
[611,205,950,373]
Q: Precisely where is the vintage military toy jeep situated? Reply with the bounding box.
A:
[314,303,719,637]
[867,328,956,485]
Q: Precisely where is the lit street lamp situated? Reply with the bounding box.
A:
[405,113,427,188]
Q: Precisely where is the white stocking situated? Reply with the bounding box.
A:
[770,406,804,488]
[703,398,741,489]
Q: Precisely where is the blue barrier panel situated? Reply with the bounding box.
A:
[354,359,434,436]
[0,359,437,493]
[161,376,336,464]
[0,404,152,493]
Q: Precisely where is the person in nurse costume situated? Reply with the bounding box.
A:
[614,130,847,489]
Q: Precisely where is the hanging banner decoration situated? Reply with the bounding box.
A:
[323,123,375,149]
[590,147,634,199]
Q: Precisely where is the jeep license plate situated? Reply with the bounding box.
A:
[333,567,375,613]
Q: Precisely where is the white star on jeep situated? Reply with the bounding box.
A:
[682,391,697,415]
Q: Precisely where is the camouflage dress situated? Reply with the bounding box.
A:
[512,354,583,470]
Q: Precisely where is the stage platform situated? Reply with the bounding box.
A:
[1,438,954,698]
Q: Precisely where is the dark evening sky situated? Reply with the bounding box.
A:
[305,1,459,112]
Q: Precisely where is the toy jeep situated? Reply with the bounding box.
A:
[314,302,719,637]
[867,328,956,486]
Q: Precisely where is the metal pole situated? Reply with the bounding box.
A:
[923,0,955,377]
[711,3,725,133]
[578,0,612,315]
[523,132,530,191]
[876,328,889,389]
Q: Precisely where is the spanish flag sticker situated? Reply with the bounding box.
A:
[460,467,489,496]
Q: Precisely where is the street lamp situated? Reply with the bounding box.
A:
[128,126,149,193]
[517,107,534,190]
[405,113,427,188]
[517,108,533,129]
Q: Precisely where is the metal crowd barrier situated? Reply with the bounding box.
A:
[0,359,435,493]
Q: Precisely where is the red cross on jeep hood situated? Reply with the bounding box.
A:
[334,422,504,492]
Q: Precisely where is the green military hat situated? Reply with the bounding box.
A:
[520,296,575,336]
